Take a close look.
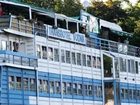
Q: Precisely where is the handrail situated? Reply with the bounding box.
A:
[86,36,140,57]
[10,15,47,36]
[0,50,37,59]
[0,50,38,68]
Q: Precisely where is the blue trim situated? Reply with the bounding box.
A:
[0,50,37,59]
[119,82,140,104]
[114,80,117,105]
[1,66,103,105]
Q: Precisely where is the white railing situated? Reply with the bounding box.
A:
[0,50,38,68]
[86,37,140,57]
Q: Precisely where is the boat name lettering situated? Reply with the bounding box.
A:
[48,26,86,44]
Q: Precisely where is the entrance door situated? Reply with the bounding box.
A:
[104,81,121,105]
[105,82,114,105]
[103,54,113,77]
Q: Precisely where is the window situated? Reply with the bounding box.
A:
[97,86,102,98]
[97,57,101,69]
[94,85,98,98]
[92,56,96,68]
[67,83,72,95]
[37,45,41,58]
[84,85,88,96]
[54,48,59,62]
[62,82,66,94]
[77,53,81,65]
[73,83,77,95]
[49,81,54,94]
[23,78,28,90]
[1,40,7,50]
[87,55,91,67]
[129,89,133,100]
[55,81,61,94]
[136,90,140,100]
[123,58,126,72]
[128,59,138,74]
[13,41,19,52]
[133,90,137,100]
[9,76,15,89]
[39,79,43,92]
[131,60,135,73]
[72,52,76,65]
[61,50,65,63]
[124,89,128,99]
[39,79,48,92]
[66,50,71,63]
[42,46,47,59]
[120,58,126,72]
[78,84,82,95]
[82,54,86,66]
[9,41,12,51]
[128,60,131,73]
[16,77,21,90]
[48,47,53,61]
[84,84,92,96]
[88,85,92,96]
[121,88,125,99]
[30,78,36,91]
[135,61,139,74]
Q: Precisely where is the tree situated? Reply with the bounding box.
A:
[124,0,140,46]
[61,0,83,16]
[22,0,56,10]
[22,0,83,16]
[54,0,63,13]
[87,0,127,23]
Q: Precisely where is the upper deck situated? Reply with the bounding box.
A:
[0,14,139,58]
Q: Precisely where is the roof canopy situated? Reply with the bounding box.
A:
[110,29,133,37]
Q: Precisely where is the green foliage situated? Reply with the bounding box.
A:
[22,0,56,10]
[87,0,127,23]
[61,0,83,16]
[22,0,83,16]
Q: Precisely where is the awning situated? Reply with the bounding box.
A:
[110,29,133,37]
[3,29,34,38]
[100,19,122,31]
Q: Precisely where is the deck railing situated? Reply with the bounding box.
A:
[0,50,38,68]
[87,37,140,57]
[0,15,139,57]
[10,16,46,36]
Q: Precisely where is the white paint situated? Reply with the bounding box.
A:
[29,96,103,105]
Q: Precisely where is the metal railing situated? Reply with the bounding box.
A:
[10,16,47,36]
[0,15,46,36]
[86,37,140,57]
[0,50,38,68]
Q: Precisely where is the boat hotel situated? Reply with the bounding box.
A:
[0,0,139,105]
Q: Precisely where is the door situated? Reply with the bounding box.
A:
[104,81,120,105]
[103,54,114,78]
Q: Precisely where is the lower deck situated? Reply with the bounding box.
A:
[0,66,140,105]
[0,66,102,105]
